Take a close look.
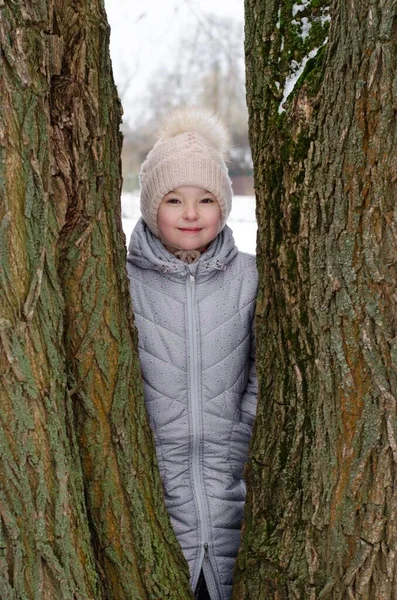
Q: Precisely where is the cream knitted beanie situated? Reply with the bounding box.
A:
[140,106,233,237]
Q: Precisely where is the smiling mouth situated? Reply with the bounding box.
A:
[178,228,202,232]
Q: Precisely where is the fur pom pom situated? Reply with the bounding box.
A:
[159,106,232,158]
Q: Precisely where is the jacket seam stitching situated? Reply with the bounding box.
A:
[201,299,256,337]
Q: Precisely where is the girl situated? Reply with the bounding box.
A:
[127,107,257,600]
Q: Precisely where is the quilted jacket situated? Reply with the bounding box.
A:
[127,219,258,600]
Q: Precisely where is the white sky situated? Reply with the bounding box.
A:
[104,0,244,123]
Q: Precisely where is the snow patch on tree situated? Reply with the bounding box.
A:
[278,46,320,114]
[293,16,312,40]
[292,1,311,17]
[276,6,281,29]
[277,1,331,113]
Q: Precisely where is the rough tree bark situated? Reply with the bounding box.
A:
[0,1,192,598]
[235,0,397,598]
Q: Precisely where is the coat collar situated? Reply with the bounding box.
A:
[127,218,238,279]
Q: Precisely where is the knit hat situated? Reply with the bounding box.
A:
[139,106,233,237]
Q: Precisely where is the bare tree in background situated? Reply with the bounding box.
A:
[120,14,252,190]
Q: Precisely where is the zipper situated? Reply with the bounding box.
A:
[202,543,221,599]
[186,273,212,587]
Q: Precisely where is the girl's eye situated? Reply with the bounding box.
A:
[165,198,180,204]
[201,197,215,204]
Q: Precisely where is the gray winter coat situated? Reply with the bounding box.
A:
[127,219,258,600]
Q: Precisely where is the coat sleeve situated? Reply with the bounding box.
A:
[240,312,258,428]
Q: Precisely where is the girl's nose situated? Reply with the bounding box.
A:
[183,204,199,220]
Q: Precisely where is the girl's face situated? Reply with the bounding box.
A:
[157,186,221,251]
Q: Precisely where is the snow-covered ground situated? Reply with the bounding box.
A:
[121,193,257,255]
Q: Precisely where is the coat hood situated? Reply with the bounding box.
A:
[127,217,239,279]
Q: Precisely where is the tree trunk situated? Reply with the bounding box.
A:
[234,0,397,598]
[0,2,192,598]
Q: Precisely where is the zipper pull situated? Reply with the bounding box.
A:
[190,274,195,284]
[204,543,209,559]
